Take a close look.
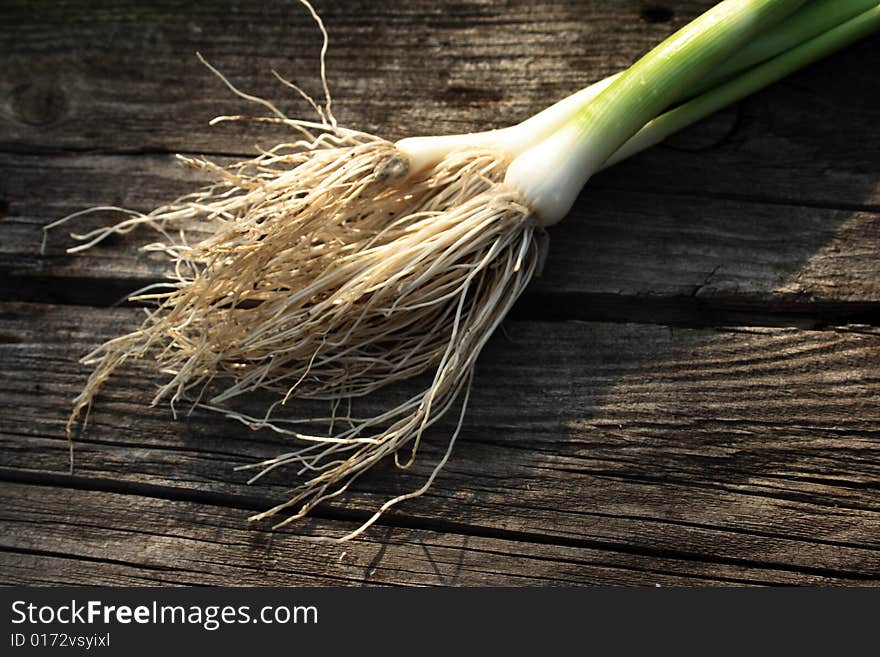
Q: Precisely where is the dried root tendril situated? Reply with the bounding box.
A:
[51,7,540,541]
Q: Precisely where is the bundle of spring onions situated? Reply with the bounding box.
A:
[51,0,880,540]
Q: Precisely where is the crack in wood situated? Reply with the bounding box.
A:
[1,468,876,582]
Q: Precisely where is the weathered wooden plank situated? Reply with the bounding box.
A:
[3,150,879,321]
[2,481,831,586]
[0,1,741,151]
[1,0,877,207]
[1,302,878,582]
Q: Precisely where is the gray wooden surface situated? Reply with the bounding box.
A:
[1,0,878,586]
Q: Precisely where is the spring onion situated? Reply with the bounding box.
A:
[52,0,880,541]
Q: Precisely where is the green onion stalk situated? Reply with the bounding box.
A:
[57,0,880,541]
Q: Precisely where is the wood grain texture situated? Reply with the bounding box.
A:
[0,1,729,150]
[0,0,878,586]
[1,302,878,584]
[4,481,832,587]
[4,151,879,325]
[1,0,876,209]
